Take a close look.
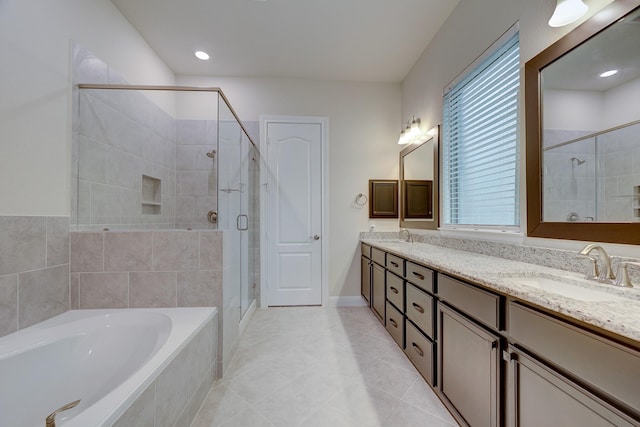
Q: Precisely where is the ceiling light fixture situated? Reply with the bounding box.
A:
[548,0,589,27]
[194,51,210,61]
[599,69,618,78]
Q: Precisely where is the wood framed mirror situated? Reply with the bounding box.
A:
[525,0,640,244]
[400,125,439,229]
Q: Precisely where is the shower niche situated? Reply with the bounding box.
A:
[141,175,161,215]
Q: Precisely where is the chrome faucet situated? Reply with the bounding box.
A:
[399,228,413,243]
[578,244,615,283]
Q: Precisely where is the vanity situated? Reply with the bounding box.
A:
[360,239,640,427]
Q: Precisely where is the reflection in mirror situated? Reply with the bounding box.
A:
[400,125,439,229]
[525,1,640,244]
[541,6,640,223]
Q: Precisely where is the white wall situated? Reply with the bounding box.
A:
[0,0,175,216]
[177,76,401,298]
[543,89,604,132]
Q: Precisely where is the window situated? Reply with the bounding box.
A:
[442,28,520,228]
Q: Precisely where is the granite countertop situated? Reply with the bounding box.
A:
[361,238,640,344]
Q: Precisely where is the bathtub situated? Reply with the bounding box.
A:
[0,307,217,427]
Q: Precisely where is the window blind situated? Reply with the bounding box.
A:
[442,31,520,227]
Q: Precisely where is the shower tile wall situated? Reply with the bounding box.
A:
[597,122,640,222]
[0,216,70,338]
[543,130,595,222]
[72,45,218,231]
[175,120,218,230]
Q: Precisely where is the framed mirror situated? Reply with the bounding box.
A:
[525,0,640,244]
[400,125,439,229]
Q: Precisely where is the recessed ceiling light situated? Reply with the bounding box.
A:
[600,69,618,78]
[194,51,210,61]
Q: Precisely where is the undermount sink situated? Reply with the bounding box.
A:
[500,274,628,302]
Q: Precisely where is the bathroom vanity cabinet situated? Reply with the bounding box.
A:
[371,247,386,321]
[437,275,502,427]
[360,244,371,306]
[359,242,640,427]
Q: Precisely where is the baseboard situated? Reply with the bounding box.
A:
[328,296,368,307]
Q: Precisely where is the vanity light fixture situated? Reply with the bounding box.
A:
[425,126,439,138]
[599,69,618,78]
[398,116,422,145]
[548,0,589,27]
[194,51,210,61]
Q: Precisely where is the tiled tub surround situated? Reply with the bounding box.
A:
[0,216,70,338]
[361,237,640,342]
[70,229,235,374]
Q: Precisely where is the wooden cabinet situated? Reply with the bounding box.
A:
[386,271,404,311]
[386,301,404,348]
[438,303,501,427]
[371,262,385,322]
[507,346,636,427]
[360,256,371,306]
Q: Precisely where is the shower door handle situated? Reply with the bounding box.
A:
[236,214,249,231]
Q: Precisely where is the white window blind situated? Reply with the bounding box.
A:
[442,30,520,228]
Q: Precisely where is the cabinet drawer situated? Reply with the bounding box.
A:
[371,247,385,266]
[438,274,501,330]
[509,302,640,414]
[405,320,435,386]
[406,262,435,294]
[386,271,404,311]
[361,243,371,259]
[386,253,405,277]
[386,301,404,348]
[406,283,434,339]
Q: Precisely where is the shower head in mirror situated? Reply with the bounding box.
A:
[570,157,585,165]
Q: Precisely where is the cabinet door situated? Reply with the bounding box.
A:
[361,256,371,306]
[371,262,385,322]
[507,346,636,427]
[438,303,500,427]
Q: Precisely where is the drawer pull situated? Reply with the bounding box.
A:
[412,302,425,313]
[412,342,424,357]
[389,318,398,328]
[390,286,399,294]
[412,271,425,280]
[390,261,399,267]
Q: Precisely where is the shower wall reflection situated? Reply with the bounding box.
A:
[543,121,640,222]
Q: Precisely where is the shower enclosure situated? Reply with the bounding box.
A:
[72,83,258,324]
[543,120,640,222]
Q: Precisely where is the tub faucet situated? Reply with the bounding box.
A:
[578,244,614,282]
[399,228,412,243]
[46,399,80,427]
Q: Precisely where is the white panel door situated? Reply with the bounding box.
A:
[266,121,322,306]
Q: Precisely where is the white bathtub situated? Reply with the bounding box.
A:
[0,308,217,427]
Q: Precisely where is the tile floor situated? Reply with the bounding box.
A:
[192,306,459,427]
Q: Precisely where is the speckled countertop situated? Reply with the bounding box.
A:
[361,239,640,344]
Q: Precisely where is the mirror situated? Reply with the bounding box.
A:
[400,125,439,229]
[525,1,640,244]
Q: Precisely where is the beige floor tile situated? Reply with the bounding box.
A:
[192,307,459,427]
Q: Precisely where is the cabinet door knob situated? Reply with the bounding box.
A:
[412,302,424,313]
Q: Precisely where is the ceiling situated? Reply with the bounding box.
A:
[111,0,460,83]
[543,9,640,92]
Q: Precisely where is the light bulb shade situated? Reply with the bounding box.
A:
[398,130,408,145]
[548,0,588,27]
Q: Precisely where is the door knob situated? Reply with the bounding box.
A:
[311,235,320,240]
